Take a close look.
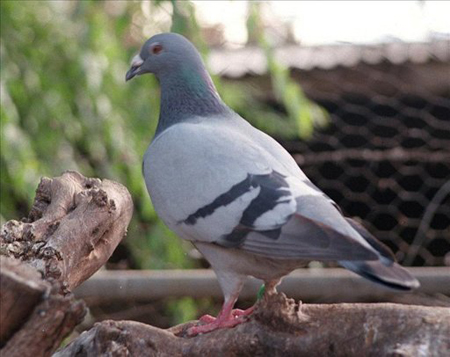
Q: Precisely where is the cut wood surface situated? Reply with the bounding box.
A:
[0,171,133,356]
[0,257,48,343]
[0,259,86,357]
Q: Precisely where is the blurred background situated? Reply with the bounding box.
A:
[1,0,449,331]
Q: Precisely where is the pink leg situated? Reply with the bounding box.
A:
[187,297,252,336]
[191,280,278,336]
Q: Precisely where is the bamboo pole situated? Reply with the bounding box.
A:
[74,267,450,303]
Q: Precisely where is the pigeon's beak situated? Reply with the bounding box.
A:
[126,54,144,82]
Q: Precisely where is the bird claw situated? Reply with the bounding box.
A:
[187,315,246,336]
[187,306,255,336]
[231,306,255,317]
[198,314,216,323]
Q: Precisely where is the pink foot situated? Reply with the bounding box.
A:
[188,305,255,336]
[187,314,246,336]
[199,306,255,324]
[198,314,216,323]
[232,306,255,317]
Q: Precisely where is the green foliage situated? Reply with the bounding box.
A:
[1,0,171,264]
[167,297,198,325]
[247,2,328,139]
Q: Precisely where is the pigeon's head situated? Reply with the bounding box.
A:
[126,33,204,81]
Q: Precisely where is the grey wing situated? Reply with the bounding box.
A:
[211,172,380,262]
[179,165,380,261]
[241,197,379,261]
[179,169,297,243]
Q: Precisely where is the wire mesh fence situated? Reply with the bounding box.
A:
[290,95,450,267]
[284,44,450,267]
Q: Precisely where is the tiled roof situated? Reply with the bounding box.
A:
[208,40,450,78]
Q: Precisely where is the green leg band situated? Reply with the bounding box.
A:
[257,284,266,301]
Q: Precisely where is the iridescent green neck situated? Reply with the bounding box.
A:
[155,64,230,136]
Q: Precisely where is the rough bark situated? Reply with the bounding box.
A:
[0,171,133,356]
[0,256,48,343]
[1,171,133,290]
[55,292,450,357]
[0,259,86,357]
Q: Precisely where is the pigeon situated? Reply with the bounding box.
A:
[126,33,420,335]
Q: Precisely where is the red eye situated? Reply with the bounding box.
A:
[151,43,163,55]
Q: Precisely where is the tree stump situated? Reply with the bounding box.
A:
[0,171,133,356]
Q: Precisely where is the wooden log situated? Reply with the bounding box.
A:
[0,171,133,356]
[0,257,47,344]
[0,268,85,357]
[1,171,133,290]
[55,292,450,357]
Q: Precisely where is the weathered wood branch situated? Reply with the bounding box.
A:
[0,256,48,343]
[55,292,450,357]
[0,257,86,357]
[1,171,133,290]
[0,171,133,356]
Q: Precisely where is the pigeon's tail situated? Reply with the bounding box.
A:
[339,259,420,291]
[339,217,420,291]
